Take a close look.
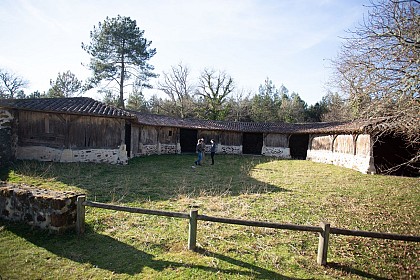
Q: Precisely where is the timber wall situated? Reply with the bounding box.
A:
[0,108,14,168]
[1,109,128,164]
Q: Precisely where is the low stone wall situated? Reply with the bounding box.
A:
[139,144,158,155]
[160,144,180,154]
[217,145,242,155]
[262,146,291,158]
[0,183,82,233]
[16,144,128,165]
[306,150,376,174]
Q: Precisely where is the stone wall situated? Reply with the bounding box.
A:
[16,144,128,165]
[0,183,82,233]
[160,144,180,154]
[306,150,375,174]
[262,146,291,158]
[216,144,242,155]
[0,108,14,168]
[307,134,376,174]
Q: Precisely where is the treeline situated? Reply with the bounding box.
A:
[119,68,343,123]
[0,66,347,123]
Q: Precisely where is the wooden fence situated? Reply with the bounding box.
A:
[76,196,420,266]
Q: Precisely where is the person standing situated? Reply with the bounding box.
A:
[194,139,203,165]
[210,139,216,165]
[200,138,206,164]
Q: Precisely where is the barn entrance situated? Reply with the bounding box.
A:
[125,122,131,157]
[180,128,198,153]
[242,133,263,155]
[373,133,419,177]
[289,134,309,159]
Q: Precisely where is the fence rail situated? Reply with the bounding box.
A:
[83,200,189,219]
[76,196,420,266]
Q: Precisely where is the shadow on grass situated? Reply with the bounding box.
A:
[3,222,303,279]
[6,155,291,203]
[195,247,305,280]
[327,262,390,280]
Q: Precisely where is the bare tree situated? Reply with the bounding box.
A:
[157,63,195,118]
[331,0,420,171]
[225,88,253,122]
[196,69,234,120]
[0,68,28,99]
[319,91,350,122]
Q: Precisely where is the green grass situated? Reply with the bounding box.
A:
[0,155,419,279]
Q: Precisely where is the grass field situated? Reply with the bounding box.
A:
[0,155,419,279]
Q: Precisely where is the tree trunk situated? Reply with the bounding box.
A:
[119,45,125,109]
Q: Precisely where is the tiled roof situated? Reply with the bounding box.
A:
[0,97,374,134]
[133,112,371,134]
[0,97,135,118]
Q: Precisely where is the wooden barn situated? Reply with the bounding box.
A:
[0,97,135,165]
[1,97,416,176]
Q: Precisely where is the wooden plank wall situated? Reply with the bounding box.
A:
[18,111,124,149]
[265,134,288,147]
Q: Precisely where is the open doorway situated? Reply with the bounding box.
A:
[289,134,309,159]
[125,122,131,158]
[180,128,198,153]
[242,133,263,155]
[373,134,419,177]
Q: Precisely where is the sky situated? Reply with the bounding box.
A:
[0,0,369,105]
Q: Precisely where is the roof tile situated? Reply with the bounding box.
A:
[0,97,135,119]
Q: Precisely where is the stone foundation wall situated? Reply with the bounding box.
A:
[306,150,376,174]
[262,146,291,158]
[16,144,128,165]
[217,145,242,155]
[160,144,180,154]
[0,183,82,233]
[139,144,158,155]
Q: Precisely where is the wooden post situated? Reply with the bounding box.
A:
[317,222,330,266]
[188,209,198,251]
[76,195,86,235]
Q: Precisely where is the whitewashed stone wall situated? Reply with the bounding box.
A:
[307,134,376,174]
[160,144,180,154]
[262,146,291,158]
[16,144,128,165]
[216,144,242,155]
[139,144,158,155]
[138,143,180,155]
[306,150,375,174]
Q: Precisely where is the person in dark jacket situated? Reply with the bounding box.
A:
[210,139,216,165]
[194,139,203,165]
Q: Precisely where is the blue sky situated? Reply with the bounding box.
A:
[0,0,368,105]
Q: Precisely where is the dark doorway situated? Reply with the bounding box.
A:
[125,122,131,157]
[180,129,198,153]
[242,133,263,155]
[373,134,419,177]
[289,134,309,159]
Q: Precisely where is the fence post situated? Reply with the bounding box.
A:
[317,222,330,266]
[76,195,86,235]
[188,209,198,251]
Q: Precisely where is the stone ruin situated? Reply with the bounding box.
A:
[0,182,83,233]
